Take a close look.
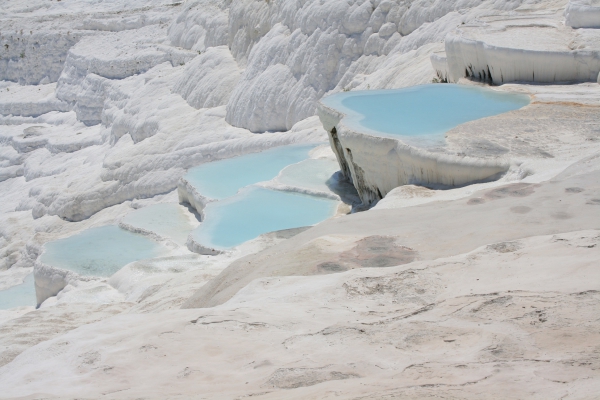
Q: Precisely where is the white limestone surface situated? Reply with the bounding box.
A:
[173,46,241,109]
[0,83,70,117]
[0,0,183,84]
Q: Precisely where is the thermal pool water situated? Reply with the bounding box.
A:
[183,144,316,199]
[190,186,338,249]
[121,203,198,246]
[0,274,35,309]
[321,84,530,142]
[40,226,169,277]
[36,144,341,285]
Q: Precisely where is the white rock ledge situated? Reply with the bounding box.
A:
[440,21,600,84]
[317,100,510,206]
[33,261,100,308]
[565,0,600,29]
[185,235,223,256]
[445,32,600,84]
[117,221,180,250]
[176,179,222,255]
[176,177,212,219]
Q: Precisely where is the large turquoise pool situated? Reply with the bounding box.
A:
[321,84,530,140]
[40,226,169,277]
[183,144,317,199]
[190,186,338,250]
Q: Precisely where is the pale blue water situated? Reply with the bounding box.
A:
[0,274,35,309]
[40,226,169,277]
[321,84,530,140]
[277,158,341,193]
[191,186,337,249]
[122,203,197,246]
[184,144,316,199]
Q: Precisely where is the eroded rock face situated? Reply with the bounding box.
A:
[173,46,241,109]
[0,31,83,85]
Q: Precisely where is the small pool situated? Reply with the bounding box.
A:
[276,158,340,193]
[190,186,338,250]
[183,144,316,199]
[40,226,169,277]
[121,203,197,246]
[321,84,530,141]
[0,274,35,309]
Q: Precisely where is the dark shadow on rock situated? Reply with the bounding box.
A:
[269,226,311,240]
[317,262,348,273]
[341,236,418,268]
[468,197,486,205]
[484,183,538,200]
[565,187,585,193]
[487,241,522,253]
[325,171,361,206]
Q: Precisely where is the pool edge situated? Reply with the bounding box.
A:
[317,90,513,206]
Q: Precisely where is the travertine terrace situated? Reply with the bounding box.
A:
[0,0,599,399]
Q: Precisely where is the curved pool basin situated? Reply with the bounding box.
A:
[121,203,198,246]
[40,226,169,277]
[321,84,530,141]
[190,186,338,250]
[183,144,318,200]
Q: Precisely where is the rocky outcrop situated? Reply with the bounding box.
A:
[33,261,100,307]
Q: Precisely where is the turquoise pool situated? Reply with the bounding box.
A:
[0,274,35,309]
[40,226,169,277]
[184,144,317,199]
[190,186,338,250]
[321,84,530,140]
